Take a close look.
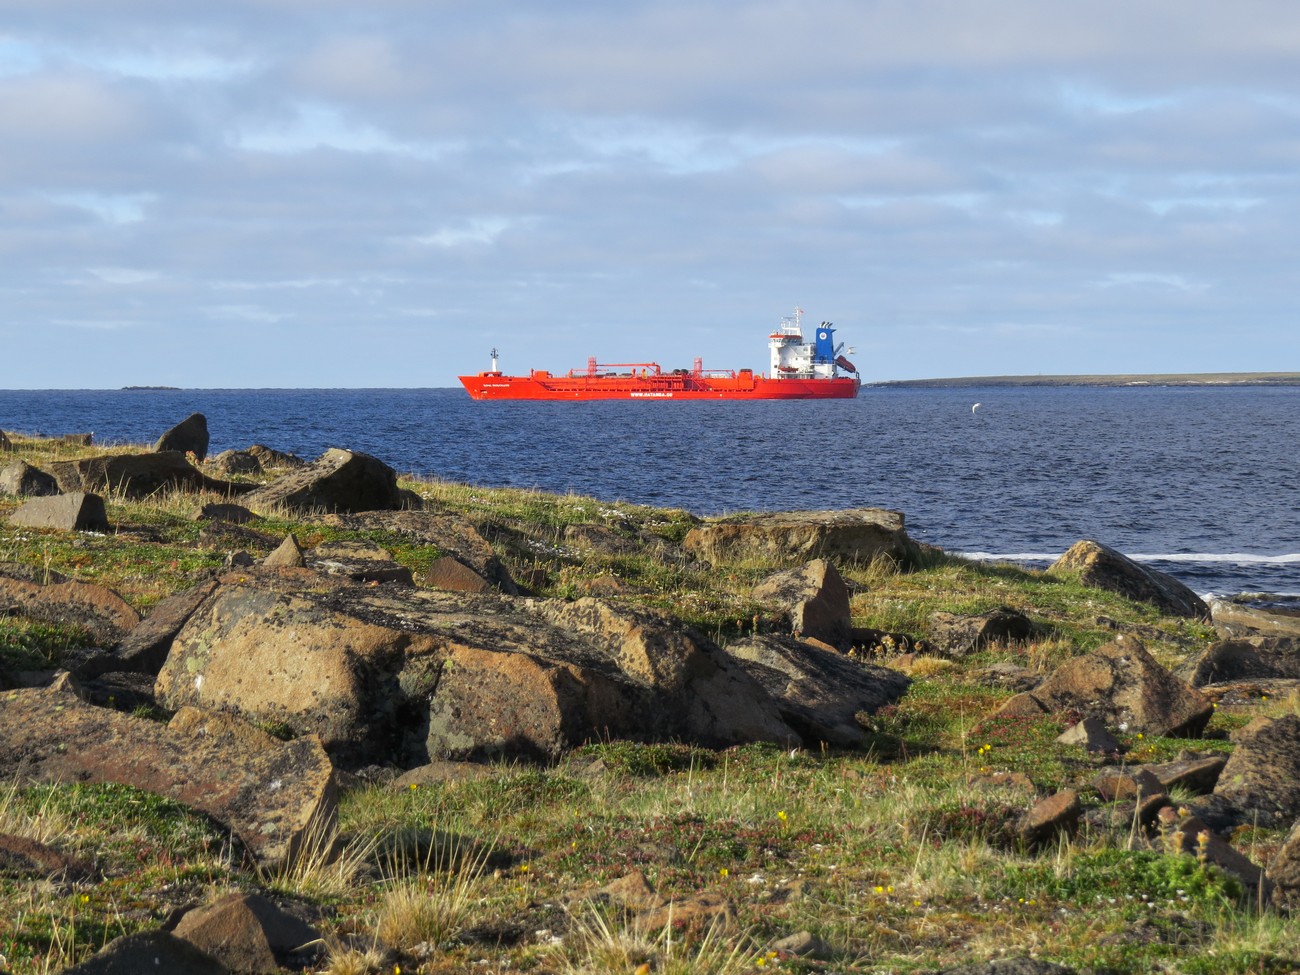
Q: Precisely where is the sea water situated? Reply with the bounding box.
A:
[2,385,1297,599]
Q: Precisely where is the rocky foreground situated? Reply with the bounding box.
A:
[3,413,1300,974]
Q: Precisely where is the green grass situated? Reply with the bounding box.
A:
[0,434,1296,974]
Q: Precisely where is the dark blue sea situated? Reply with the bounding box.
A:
[3,386,1298,600]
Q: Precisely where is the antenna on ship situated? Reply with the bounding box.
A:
[490,348,499,372]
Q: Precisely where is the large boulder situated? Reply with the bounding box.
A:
[0,460,60,497]
[724,635,909,747]
[155,575,795,766]
[1214,714,1300,826]
[243,448,405,515]
[0,682,336,867]
[0,570,140,644]
[753,559,851,646]
[45,452,244,500]
[6,491,108,532]
[993,636,1212,737]
[1048,540,1208,619]
[684,508,917,568]
[154,412,210,461]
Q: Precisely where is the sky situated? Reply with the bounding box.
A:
[2,1,1299,388]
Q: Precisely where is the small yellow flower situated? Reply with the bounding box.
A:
[1136,733,1144,740]
[408,783,418,791]
[874,885,885,894]
[719,867,729,878]
[777,810,788,823]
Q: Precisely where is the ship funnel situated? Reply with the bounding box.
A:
[813,323,836,363]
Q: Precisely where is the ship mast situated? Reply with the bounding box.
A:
[490,348,499,372]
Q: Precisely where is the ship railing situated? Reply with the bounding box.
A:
[569,361,664,378]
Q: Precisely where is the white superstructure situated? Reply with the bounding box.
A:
[768,308,853,381]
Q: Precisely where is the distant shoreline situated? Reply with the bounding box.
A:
[868,372,1300,388]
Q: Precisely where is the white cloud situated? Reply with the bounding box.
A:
[89,267,160,284]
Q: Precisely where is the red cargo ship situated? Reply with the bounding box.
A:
[459,309,860,400]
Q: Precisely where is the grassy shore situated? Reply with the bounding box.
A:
[1,435,1297,974]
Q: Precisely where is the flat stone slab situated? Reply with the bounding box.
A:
[0,682,336,867]
[684,508,917,567]
[7,491,109,532]
[0,571,140,644]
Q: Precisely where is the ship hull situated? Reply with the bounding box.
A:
[459,373,859,400]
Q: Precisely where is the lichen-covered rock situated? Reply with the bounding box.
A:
[1049,539,1208,619]
[753,559,851,646]
[684,508,916,568]
[0,683,336,867]
[994,636,1212,737]
[157,579,795,766]
[243,448,405,515]
[1214,713,1300,826]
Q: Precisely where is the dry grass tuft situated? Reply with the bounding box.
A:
[557,902,755,975]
